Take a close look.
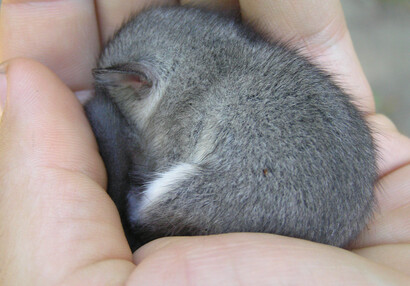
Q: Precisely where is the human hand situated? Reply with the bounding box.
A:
[1,1,409,285]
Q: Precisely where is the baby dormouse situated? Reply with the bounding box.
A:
[85,6,378,251]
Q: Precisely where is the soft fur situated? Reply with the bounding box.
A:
[85,6,378,251]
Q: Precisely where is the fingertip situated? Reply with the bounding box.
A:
[0,57,106,188]
[129,234,402,286]
[0,57,85,141]
[239,0,345,45]
[133,237,188,264]
[366,113,410,176]
[0,1,99,90]
[1,57,78,118]
[368,113,399,133]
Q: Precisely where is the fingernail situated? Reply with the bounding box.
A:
[0,62,8,111]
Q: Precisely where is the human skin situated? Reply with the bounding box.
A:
[0,0,409,285]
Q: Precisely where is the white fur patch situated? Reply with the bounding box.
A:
[138,163,198,212]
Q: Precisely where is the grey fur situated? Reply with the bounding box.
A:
[85,6,378,251]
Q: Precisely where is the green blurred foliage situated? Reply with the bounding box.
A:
[378,0,410,9]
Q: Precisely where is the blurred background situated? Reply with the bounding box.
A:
[341,0,409,136]
[1,0,409,135]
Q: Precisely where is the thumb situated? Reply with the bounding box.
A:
[0,58,103,183]
[0,58,134,285]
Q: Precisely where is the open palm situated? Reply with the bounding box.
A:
[0,0,409,285]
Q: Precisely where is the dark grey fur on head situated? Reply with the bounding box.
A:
[85,6,378,252]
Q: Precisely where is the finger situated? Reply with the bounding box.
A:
[351,164,410,249]
[96,0,177,45]
[0,58,103,184]
[0,58,134,285]
[0,0,100,90]
[353,244,410,276]
[368,114,410,177]
[180,0,239,10]
[239,0,375,112]
[129,234,409,285]
[349,115,410,249]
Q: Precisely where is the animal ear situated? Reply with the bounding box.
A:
[93,63,155,99]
